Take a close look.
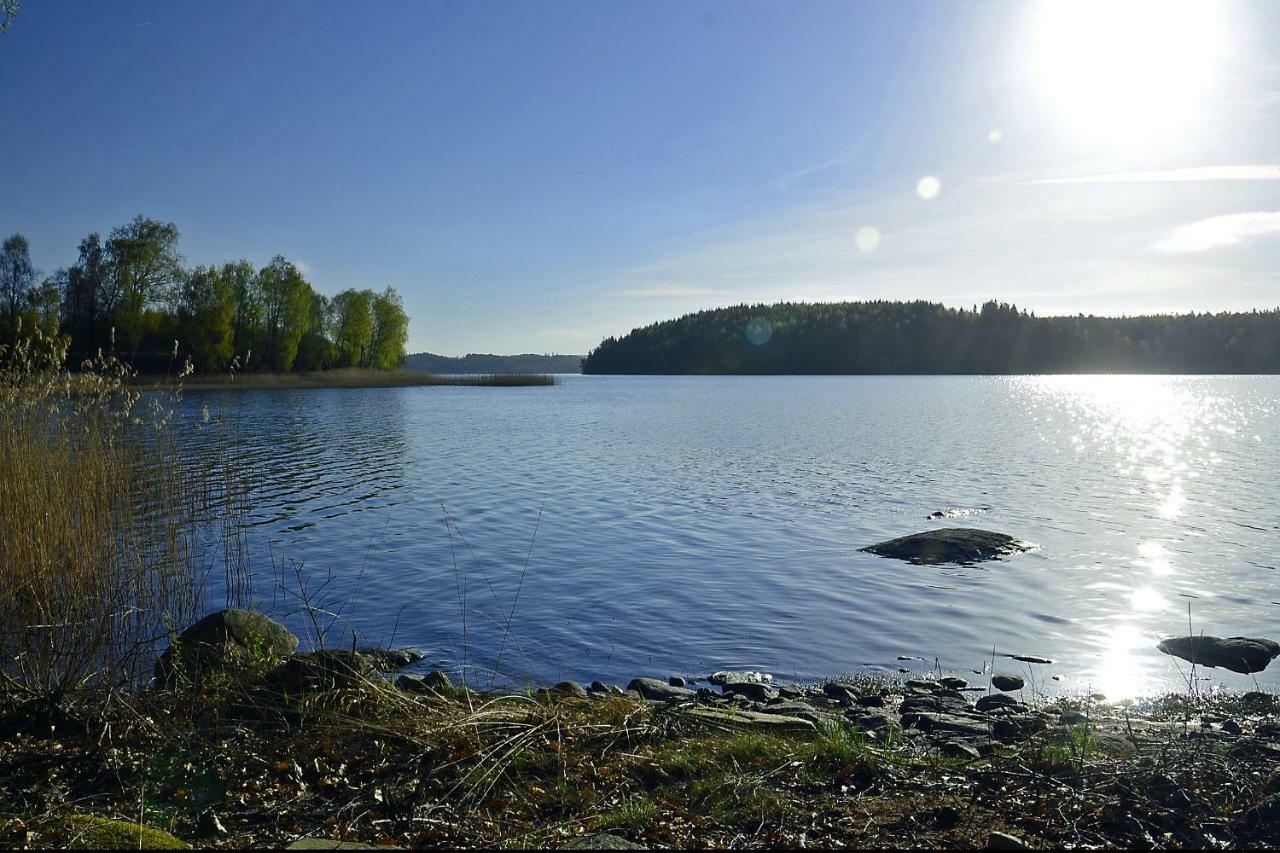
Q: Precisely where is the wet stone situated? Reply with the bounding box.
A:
[627,678,695,702]
[723,681,779,703]
[991,674,1024,692]
[976,693,1021,713]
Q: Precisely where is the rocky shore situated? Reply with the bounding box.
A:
[4,609,1280,849]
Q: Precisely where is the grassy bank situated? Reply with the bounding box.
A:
[2,663,1278,849]
[150,368,555,390]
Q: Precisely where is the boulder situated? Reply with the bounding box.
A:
[860,528,1035,565]
[627,677,695,702]
[991,674,1025,692]
[939,676,968,690]
[156,609,298,685]
[756,701,824,725]
[668,676,687,688]
[1157,635,1280,674]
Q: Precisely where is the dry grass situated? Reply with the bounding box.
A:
[161,368,555,391]
[0,331,228,696]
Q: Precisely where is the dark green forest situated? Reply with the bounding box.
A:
[581,300,1280,374]
[0,217,409,374]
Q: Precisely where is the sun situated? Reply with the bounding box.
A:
[1030,0,1226,144]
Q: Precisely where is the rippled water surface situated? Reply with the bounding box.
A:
[186,376,1280,697]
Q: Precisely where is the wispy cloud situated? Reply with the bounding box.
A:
[1154,211,1280,253]
[611,285,722,299]
[1036,165,1280,185]
[293,259,314,276]
[774,159,844,191]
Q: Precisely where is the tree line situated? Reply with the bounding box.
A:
[0,216,409,374]
[581,300,1280,374]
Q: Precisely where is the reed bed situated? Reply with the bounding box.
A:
[0,332,234,696]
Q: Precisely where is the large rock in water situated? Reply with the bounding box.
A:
[1157,635,1280,674]
[860,528,1035,566]
[156,609,298,684]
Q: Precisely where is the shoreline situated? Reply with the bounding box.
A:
[132,368,555,391]
[6,621,1279,850]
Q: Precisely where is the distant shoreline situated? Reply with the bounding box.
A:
[135,368,554,391]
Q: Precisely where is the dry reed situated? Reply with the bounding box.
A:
[0,330,234,697]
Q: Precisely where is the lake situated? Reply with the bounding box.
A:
[184,375,1280,698]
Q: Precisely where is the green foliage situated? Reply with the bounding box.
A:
[0,233,37,342]
[582,299,1280,374]
[8,215,412,374]
[177,266,236,372]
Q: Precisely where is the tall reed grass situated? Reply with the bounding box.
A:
[0,330,241,697]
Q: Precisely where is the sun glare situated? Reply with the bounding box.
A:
[1031,0,1225,144]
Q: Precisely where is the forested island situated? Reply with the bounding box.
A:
[0,217,409,375]
[403,351,582,374]
[581,300,1280,375]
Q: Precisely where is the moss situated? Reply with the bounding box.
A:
[64,815,191,849]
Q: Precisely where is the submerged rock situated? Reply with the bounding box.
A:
[860,528,1035,566]
[1157,635,1280,674]
[355,648,425,671]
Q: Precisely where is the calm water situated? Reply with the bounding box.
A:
[184,375,1280,698]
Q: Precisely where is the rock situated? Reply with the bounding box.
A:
[668,676,687,688]
[65,816,191,849]
[856,694,886,708]
[285,839,392,850]
[397,670,452,694]
[993,714,1047,742]
[1058,710,1088,726]
[550,680,589,699]
[991,674,1024,692]
[1243,690,1274,706]
[976,693,1021,713]
[708,671,771,685]
[627,677,694,702]
[156,609,298,684]
[986,831,1029,849]
[356,648,424,670]
[681,706,815,733]
[563,832,646,849]
[904,712,991,738]
[722,681,779,703]
[822,681,860,703]
[860,528,1035,565]
[589,680,610,693]
[849,711,900,732]
[1157,635,1280,674]
[940,676,968,690]
[1221,718,1243,736]
[905,679,939,692]
[266,650,377,694]
[757,701,824,724]
[939,740,981,760]
[1010,654,1053,665]
[900,692,973,716]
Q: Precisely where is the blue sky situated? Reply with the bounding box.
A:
[3,1,1279,354]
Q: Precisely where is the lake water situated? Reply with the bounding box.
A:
[184,375,1280,698]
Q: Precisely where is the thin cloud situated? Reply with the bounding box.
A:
[1037,165,1280,184]
[1154,211,1280,253]
[612,285,721,299]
